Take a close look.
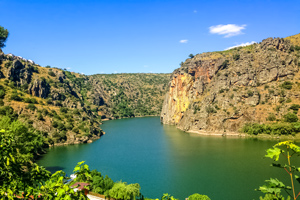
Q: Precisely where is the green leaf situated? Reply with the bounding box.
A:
[265,147,281,161]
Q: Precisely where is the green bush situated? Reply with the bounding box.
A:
[26,103,36,111]
[233,54,240,61]
[10,93,23,101]
[247,90,254,97]
[206,106,217,114]
[280,81,293,90]
[188,193,211,200]
[289,104,300,114]
[283,112,298,122]
[48,70,55,77]
[0,90,5,99]
[266,113,276,121]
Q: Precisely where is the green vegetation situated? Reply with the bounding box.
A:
[280,81,293,90]
[242,122,300,135]
[188,193,211,200]
[0,25,9,48]
[258,141,300,200]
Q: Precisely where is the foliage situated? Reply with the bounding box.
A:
[0,25,9,48]
[161,193,179,200]
[241,122,300,135]
[283,113,298,123]
[267,113,277,121]
[10,93,23,101]
[257,141,300,200]
[290,104,300,114]
[108,181,141,200]
[90,170,115,195]
[281,81,293,90]
[189,54,194,59]
[233,54,240,61]
[188,193,211,200]
[206,105,217,114]
[220,60,229,69]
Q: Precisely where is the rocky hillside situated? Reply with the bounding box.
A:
[0,50,169,145]
[89,73,169,119]
[161,34,300,134]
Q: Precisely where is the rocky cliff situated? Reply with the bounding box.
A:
[161,34,300,133]
[0,52,169,145]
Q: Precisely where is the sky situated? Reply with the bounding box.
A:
[0,0,299,75]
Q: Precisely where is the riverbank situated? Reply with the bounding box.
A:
[186,129,300,141]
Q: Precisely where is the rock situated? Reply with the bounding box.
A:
[28,78,50,98]
[161,36,299,132]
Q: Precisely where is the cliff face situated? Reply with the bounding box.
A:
[161,35,300,133]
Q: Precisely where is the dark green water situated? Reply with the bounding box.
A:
[37,117,297,200]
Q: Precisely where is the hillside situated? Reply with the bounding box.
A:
[0,51,169,145]
[89,73,169,119]
[161,33,300,135]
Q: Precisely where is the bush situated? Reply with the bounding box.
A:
[280,81,293,90]
[60,107,68,113]
[188,193,211,200]
[266,113,276,121]
[233,54,240,61]
[289,104,300,114]
[206,106,217,114]
[220,60,229,69]
[247,90,254,97]
[48,70,56,77]
[10,93,23,101]
[283,112,298,122]
[26,103,36,111]
[0,89,5,99]
[37,113,43,120]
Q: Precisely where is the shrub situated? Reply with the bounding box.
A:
[188,193,211,200]
[247,90,254,97]
[10,93,23,101]
[283,112,298,122]
[37,113,43,120]
[26,103,36,111]
[220,60,229,69]
[280,81,293,90]
[189,54,194,58]
[60,107,68,113]
[48,70,56,77]
[266,113,276,121]
[0,90,5,99]
[206,106,217,114]
[233,54,240,61]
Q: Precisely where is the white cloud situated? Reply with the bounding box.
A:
[225,41,256,50]
[179,39,188,43]
[144,65,148,68]
[193,10,197,13]
[66,67,71,70]
[114,71,118,73]
[209,24,246,38]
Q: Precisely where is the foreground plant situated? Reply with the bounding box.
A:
[258,141,300,200]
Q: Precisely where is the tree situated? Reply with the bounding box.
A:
[0,26,9,48]
[108,181,140,200]
[189,54,194,58]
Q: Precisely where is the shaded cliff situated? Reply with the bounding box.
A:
[161,34,300,133]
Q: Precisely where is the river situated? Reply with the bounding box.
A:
[37,117,298,200]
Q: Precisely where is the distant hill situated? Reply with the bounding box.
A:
[0,52,170,145]
[161,33,300,135]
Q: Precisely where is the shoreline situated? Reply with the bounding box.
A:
[186,129,300,141]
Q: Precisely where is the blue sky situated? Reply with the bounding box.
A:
[0,0,299,75]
